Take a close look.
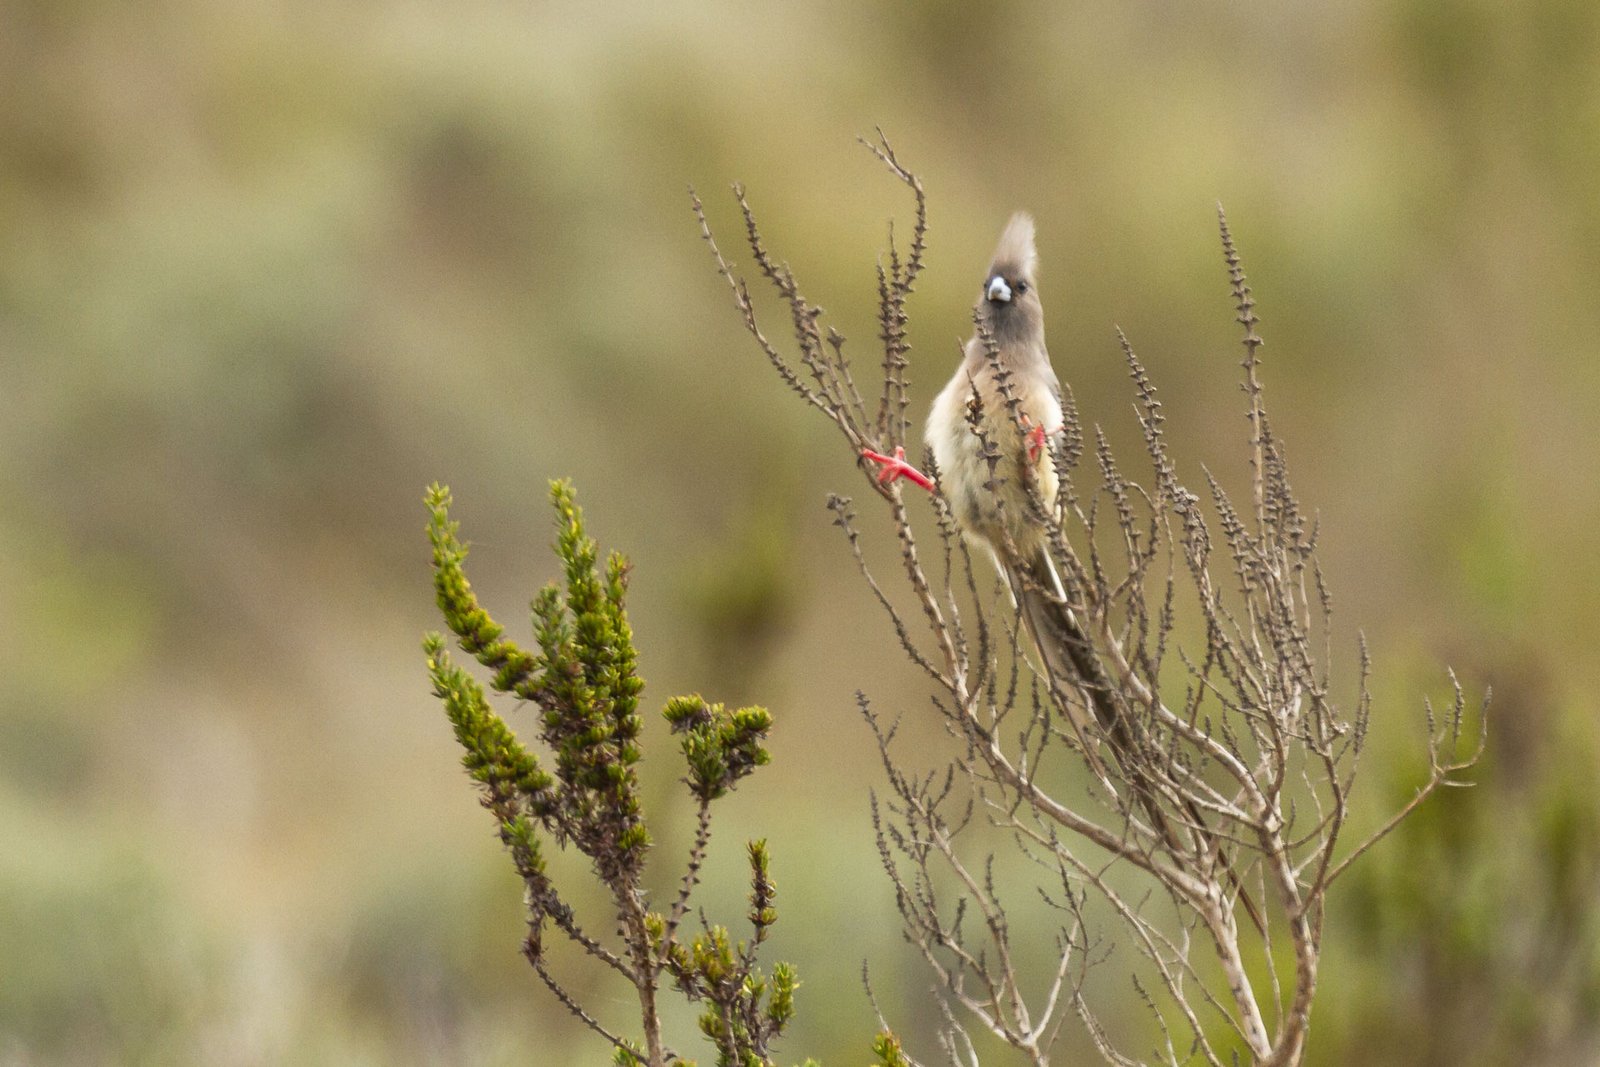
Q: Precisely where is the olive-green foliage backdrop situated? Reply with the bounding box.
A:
[2,0,1596,1064]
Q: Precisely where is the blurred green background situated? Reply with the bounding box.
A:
[3,0,1598,1063]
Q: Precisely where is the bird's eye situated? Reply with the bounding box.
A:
[1015,281,1030,295]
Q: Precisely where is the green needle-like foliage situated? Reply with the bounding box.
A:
[424,632,555,874]
[870,1033,911,1067]
[653,840,799,1067]
[427,480,651,879]
[664,696,774,802]
[424,480,823,1067]
[427,485,539,695]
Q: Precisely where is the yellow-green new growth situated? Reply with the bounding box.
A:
[426,483,539,695]
[870,1033,911,1067]
[425,480,809,1067]
[664,695,774,802]
[423,633,554,870]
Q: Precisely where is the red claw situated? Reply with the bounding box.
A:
[1026,423,1047,463]
[1019,415,1062,464]
[861,446,935,492]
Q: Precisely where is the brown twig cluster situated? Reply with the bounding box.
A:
[696,133,1487,1067]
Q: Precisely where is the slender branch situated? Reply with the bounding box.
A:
[704,148,1486,1067]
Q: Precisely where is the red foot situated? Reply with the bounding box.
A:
[1026,423,1047,463]
[1019,415,1060,463]
[861,446,935,491]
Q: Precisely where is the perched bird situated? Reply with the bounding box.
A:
[865,214,1265,933]
[924,213,1081,706]
[867,212,1090,733]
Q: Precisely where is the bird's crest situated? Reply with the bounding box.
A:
[990,212,1037,280]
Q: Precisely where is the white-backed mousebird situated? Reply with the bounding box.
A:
[864,213,1265,935]
[867,212,1084,728]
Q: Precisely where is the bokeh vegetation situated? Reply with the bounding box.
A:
[2,1,1597,1064]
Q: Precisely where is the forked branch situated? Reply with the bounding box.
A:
[700,139,1486,1067]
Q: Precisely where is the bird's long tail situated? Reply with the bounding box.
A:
[1007,548,1118,737]
[1007,547,1267,936]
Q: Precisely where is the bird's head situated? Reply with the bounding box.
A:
[978,212,1042,343]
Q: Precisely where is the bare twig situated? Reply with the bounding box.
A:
[704,148,1487,1067]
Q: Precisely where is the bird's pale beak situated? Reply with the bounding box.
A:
[986,275,1012,303]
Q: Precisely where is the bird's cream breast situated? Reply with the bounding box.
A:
[926,363,1061,555]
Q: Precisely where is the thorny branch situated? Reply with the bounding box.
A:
[698,134,1487,1066]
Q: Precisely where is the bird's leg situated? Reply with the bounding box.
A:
[861,446,935,491]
